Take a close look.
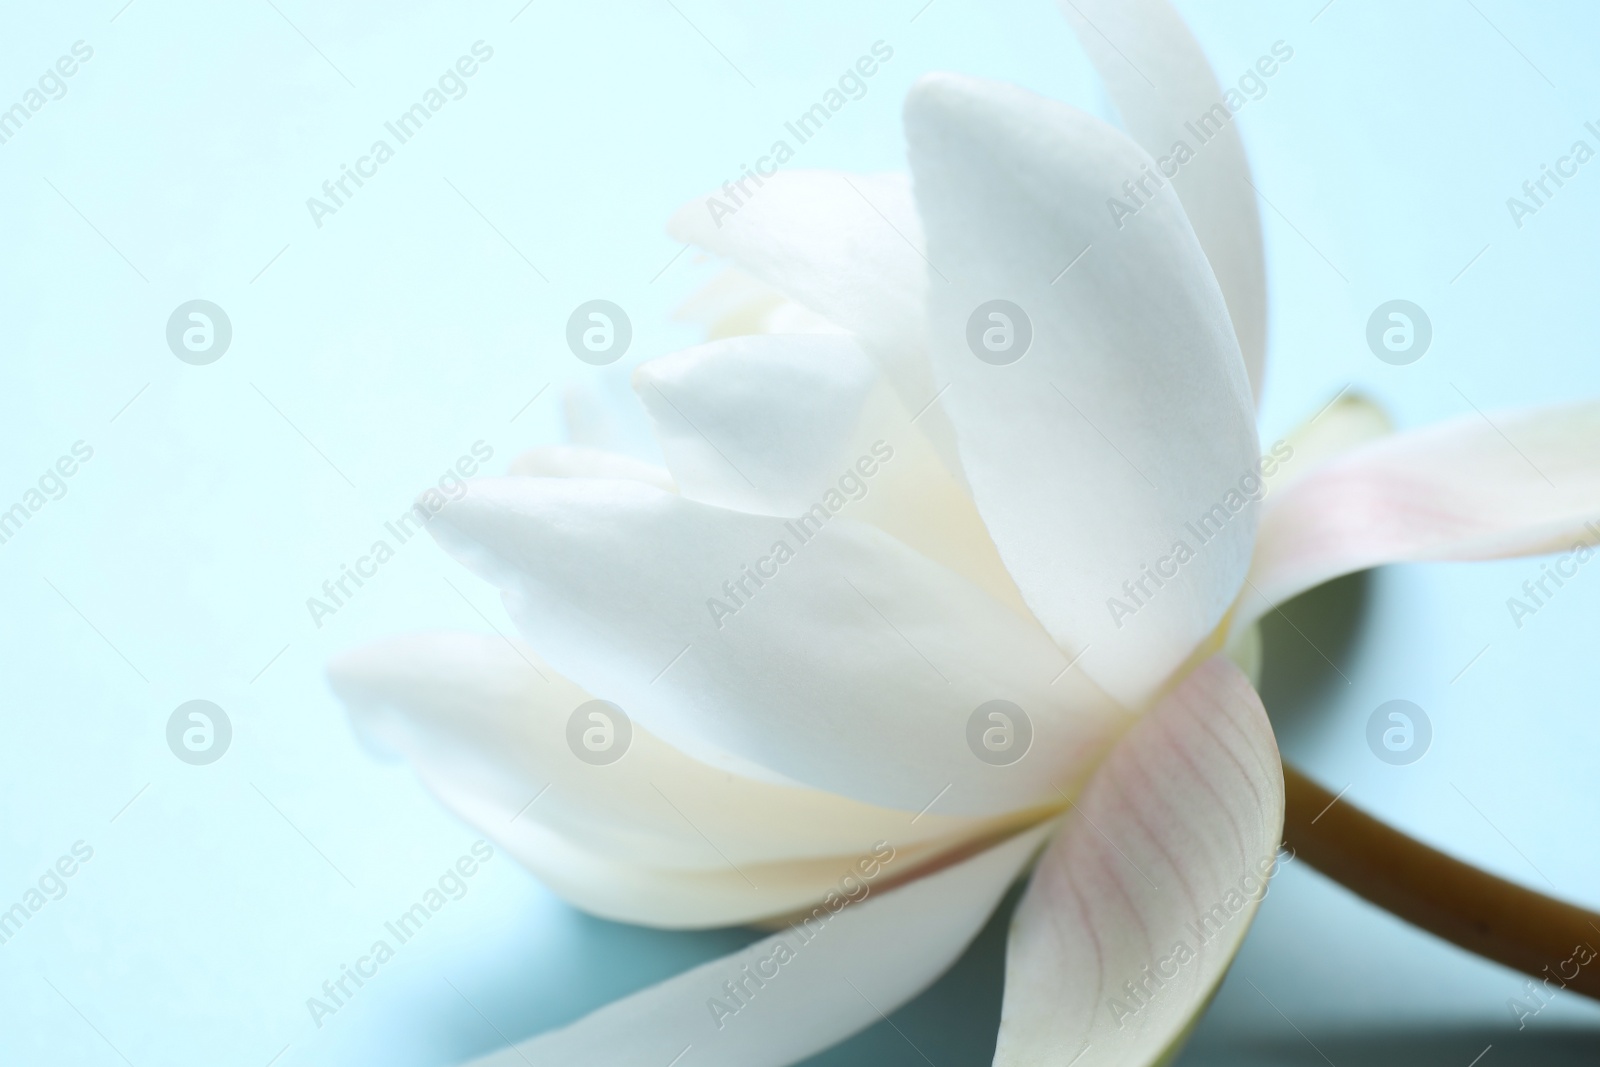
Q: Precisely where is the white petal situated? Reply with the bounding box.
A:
[667,171,967,480]
[464,822,1054,1067]
[632,334,879,516]
[1241,401,1600,628]
[905,73,1259,708]
[561,380,661,461]
[995,656,1284,1067]
[674,268,848,340]
[667,171,931,404]
[633,334,1029,614]
[508,444,675,490]
[429,477,1133,816]
[329,632,1038,927]
[429,774,1037,928]
[1059,0,1268,402]
[1260,390,1391,499]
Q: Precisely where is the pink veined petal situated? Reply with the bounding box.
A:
[1059,0,1269,404]
[1239,400,1600,629]
[464,822,1055,1067]
[995,656,1285,1066]
[905,72,1259,709]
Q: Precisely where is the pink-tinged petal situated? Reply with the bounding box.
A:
[1241,401,1600,628]
[906,73,1259,709]
[1059,0,1268,402]
[995,656,1284,1066]
[1260,390,1391,499]
[464,823,1053,1067]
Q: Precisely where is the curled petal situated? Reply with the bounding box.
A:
[1059,0,1268,402]
[1241,401,1600,628]
[464,823,1054,1067]
[906,73,1259,708]
[995,656,1284,1066]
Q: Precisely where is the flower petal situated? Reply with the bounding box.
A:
[429,773,1039,929]
[905,73,1259,708]
[994,656,1284,1066]
[632,334,880,517]
[675,268,848,341]
[667,171,970,483]
[463,822,1053,1067]
[329,631,1039,927]
[1260,390,1391,499]
[667,171,932,405]
[633,333,1029,613]
[1059,0,1268,401]
[508,444,675,490]
[428,476,1133,816]
[1241,401,1600,628]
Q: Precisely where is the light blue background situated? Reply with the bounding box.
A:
[2,1,1598,1063]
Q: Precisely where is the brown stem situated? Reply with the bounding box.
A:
[1281,763,1600,1002]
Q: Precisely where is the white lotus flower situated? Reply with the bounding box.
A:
[329,2,1600,1063]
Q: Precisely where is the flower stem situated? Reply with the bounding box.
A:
[1281,763,1600,1000]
